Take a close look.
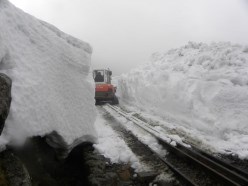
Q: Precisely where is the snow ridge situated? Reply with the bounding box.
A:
[117,42,248,159]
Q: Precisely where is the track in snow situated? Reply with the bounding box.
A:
[105,104,248,186]
[97,106,180,185]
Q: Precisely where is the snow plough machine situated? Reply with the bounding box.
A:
[93,69,119,105]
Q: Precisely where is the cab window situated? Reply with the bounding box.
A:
[94,70,104,82]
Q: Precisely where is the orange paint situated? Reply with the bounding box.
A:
[95,84,115,92]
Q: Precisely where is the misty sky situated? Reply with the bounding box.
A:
[9,0,248,75]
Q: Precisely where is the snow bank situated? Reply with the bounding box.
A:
[0,0,96,152]
[117,42,248,159]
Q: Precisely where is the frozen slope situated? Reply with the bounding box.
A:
[117,42,248,159]
[0,0,96,151]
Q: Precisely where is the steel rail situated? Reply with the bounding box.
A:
[106,104,248,186]
[105,105,197,186]
[195,148,248,179]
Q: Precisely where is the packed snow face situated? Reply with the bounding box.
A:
[0,0,96,151]
[117,42,248,159]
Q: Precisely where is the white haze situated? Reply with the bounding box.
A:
[9,0,248,75]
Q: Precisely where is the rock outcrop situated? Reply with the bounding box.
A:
[0,73,11,135]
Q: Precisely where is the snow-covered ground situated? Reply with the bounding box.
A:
[95,106,174,182]
[94,108,148,172]
[94,107,175,184]
[103,105,167,157]
[116,42,248,159]
[0,0,96,152]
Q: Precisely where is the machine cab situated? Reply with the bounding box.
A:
[93,69,112,84]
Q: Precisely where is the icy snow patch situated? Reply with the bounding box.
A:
[0,0,96,152]
[117,42,248,159]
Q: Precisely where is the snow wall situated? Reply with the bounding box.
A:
[0,0,97,152]
[117,42,248,158]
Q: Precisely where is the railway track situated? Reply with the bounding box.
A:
[106,104,248,186]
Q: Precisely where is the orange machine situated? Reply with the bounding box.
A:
[93,69,119,104]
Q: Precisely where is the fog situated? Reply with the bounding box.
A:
[9,0,248,75]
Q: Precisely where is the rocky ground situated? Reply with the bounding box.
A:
[0,136,163,186]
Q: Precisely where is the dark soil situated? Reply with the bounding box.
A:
[0,136,160,186]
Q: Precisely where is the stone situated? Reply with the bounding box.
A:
[117,165,132,181]
[0,73,12,135]
[136,171,158,184]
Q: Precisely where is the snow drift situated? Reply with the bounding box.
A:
[0,0,96,152]
[117,42,248,159]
